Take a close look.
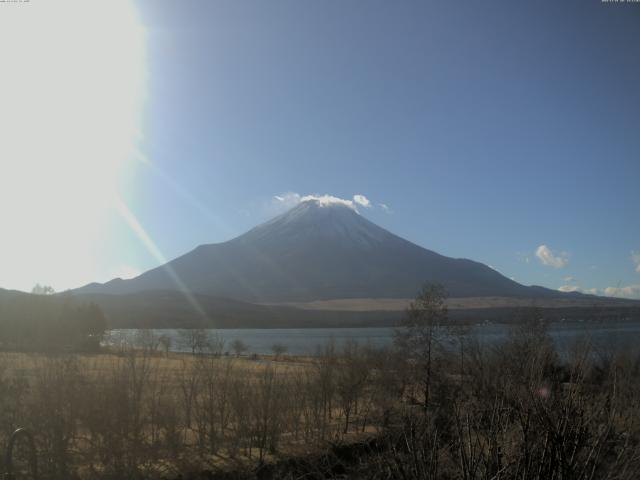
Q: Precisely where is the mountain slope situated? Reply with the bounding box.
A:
[74,200,568,302]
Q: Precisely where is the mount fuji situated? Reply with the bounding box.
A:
[75,199,567,303]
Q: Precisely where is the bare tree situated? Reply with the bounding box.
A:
[179,329,209,355]
[231,339,248,357]
[336,340,370,433]
[207,332,225,356]
[270,343,287,359]
[158,334,172,357]
[135,329,159,354]
[394,283,448,410]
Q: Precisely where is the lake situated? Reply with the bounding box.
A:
[106,321,640,356]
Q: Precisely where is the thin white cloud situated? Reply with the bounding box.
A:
[273,193,358,212]
[353,195,371,208]
[558,285,580,293]
[535,245,569,268]
[379,203,392,213]
[631,251,640,273]
[300,194,357,210]
[558,285,601,295]
[272,192,302,209]
[603,284,640,300]
[273,192,390,214]
[563,276,575,283]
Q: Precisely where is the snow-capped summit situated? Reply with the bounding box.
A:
[243,199,392,249]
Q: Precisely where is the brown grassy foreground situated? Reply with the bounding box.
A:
[1,319,640,479]
[0,341,386,479]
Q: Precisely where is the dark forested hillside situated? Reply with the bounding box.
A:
[0,289,106,351]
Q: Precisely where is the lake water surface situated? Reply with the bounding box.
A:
[107,321,640,356]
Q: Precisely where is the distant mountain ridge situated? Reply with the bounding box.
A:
[74,199,577,302]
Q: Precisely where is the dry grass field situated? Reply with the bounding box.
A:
[0,343,388,479]
[1,314,640,479]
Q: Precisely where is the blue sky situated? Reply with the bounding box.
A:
[1,0,639,297]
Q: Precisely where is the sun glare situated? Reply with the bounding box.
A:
[0,0,145,291]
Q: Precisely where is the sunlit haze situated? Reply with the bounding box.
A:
[0,0,145,291]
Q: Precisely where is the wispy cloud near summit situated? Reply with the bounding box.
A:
[353,195,371,208]
[536,245,569,268]
[272,193,386,214]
